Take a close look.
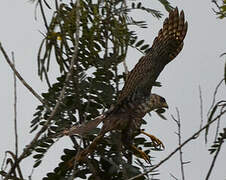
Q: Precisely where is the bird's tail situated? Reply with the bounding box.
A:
[63,115,105,136]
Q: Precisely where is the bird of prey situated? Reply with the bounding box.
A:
[65,7,188,163]
[66,93,168,163]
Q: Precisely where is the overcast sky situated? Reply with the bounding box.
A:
[0,0,226,179]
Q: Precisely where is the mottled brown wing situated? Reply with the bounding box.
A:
[117,7,188,104]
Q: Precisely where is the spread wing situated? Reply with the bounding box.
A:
[62,8,188,137]
[117,7,188,104]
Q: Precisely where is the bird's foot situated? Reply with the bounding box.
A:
[141,131,165,149]
[131,145,151,163]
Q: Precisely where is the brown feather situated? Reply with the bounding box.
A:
[117,7,188,105]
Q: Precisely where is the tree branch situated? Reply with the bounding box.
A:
[12,52,18,159]
[0,43,49,110]
[3,0,80,176]
[172,108,186,180]
[205,140,223,180]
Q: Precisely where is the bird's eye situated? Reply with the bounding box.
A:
[160,97,166,102]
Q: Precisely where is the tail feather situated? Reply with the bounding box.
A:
[64,115,104,136]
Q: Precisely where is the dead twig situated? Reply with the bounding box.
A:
[205,139,223,180]
[207,79,224,117]
[172,108,186,180]
[12,52,18,159]
[199,85,204,131]
[0,43,49,110]
[3,0,80,176]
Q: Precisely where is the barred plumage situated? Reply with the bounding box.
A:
[117,7,188,105]
[66,7,188,163]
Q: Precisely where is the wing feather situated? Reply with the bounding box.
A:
[117,7,188,104]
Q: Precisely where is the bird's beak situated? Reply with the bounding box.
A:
[163,102,169,109]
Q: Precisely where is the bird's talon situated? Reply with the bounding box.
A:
[141,131,165,149]
[131,145,151,163]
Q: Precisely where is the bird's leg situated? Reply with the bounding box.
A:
[141,130,165,149]
[130,145,150,163]
[75,133,104,162]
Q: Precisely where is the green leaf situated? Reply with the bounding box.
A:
[39,142,50,148]
[33,160,42,168]
[30,125,38,133]
[144,142,153,147]
[135,40,144,47]
[140,44,149,50]
[35,148,47,153]
[33,154,44,159]
[137,2,142,8]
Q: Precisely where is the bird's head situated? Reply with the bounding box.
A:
[149,94,169,110]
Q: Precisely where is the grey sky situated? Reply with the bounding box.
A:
[0,0,226,179]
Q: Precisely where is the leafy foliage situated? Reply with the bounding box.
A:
[28,0,173,179]
[209,128,226,154]
[212,0,226,19]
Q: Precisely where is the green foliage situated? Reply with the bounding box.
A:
[209,128,226,154]
[29,0,173,179]
[157,0,173,12]
[131,2,163,19]
[213,0,226,19]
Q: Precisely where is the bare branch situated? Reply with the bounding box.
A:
[172,108,186,180]
[214,106,225,142]
[12,52,18,159]
[199,85,204,131]
[128,109,226,180]
[38,0,49,31]
[207,79,224,117]
[205,140,223,180]
[0,43,49,109]
[3,0,80,177]
[169,173,179,180]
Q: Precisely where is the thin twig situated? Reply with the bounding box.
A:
[205,140,223,180]
[207,79,224,117]
[212,0,220,9]
[199,85,204,131]
[3,151,23,180]
[12,52,18,159]
[214,106,225,142]
[65,0,81,178]
[0,43,50,111]
[172,108,185,180]
[38,0,49,31]
[3,0,80,176]
[169,173,179,180]
[128,109,226,180]
[1,152,8,179]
